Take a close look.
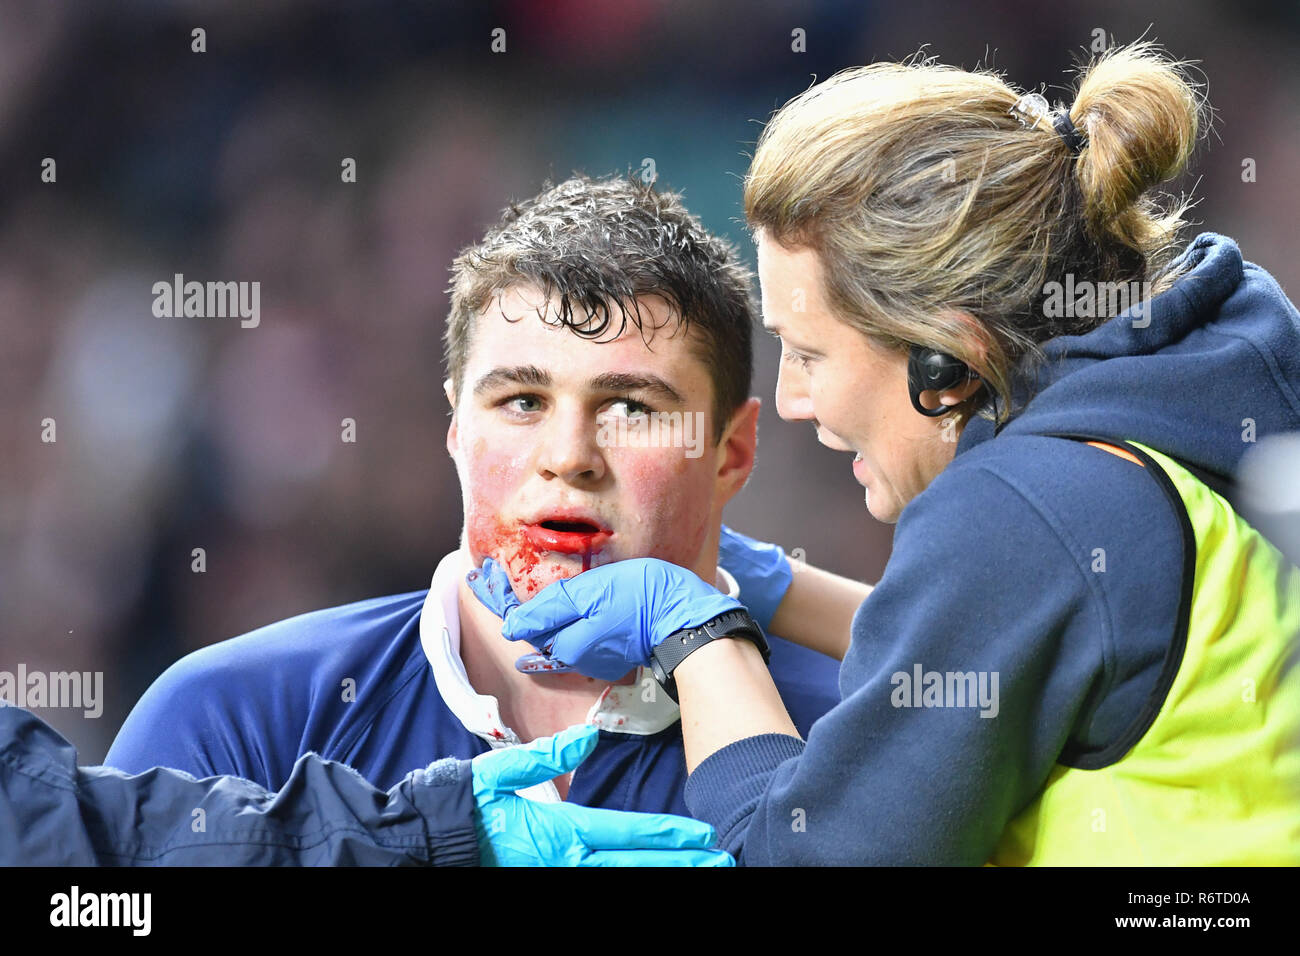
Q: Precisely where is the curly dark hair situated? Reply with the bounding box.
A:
[444,173,755,443]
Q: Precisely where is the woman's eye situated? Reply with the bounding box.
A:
[784,350,813,371]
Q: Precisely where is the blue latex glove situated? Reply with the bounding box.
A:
[717,524,793,633]
[464,561,572,674]
[471,724,733,866]
[466,557,742,680]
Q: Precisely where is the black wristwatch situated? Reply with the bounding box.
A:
[649,609,771,703]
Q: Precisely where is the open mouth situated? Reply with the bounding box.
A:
[539,520,601,533]
[523,516,613,557]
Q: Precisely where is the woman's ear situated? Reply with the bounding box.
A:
[942,308,992,373]
[938,376,987,407]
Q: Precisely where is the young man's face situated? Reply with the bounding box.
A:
[446,284,758,601]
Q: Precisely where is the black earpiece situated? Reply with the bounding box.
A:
[907,345,983,418]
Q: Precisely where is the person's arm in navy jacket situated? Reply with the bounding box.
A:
[1,704,477,866]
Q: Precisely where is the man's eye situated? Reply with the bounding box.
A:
[500,394,543,414]
[606,398,651,418]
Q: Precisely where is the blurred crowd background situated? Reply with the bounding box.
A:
[2,0,1298,759]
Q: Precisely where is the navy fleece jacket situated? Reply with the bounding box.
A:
[1,706,478,866]
[684,233,1300,864]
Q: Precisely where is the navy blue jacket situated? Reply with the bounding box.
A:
[1,705,477,866]
[686,233,1300,864]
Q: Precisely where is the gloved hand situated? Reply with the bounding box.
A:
[717,524,793,633]
[466,557,742,680]
[471,724,733,866]
[465,561,572,674]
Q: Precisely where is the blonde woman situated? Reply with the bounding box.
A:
[469,41,1300,865]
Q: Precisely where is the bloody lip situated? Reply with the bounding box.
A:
[522,523,613,555]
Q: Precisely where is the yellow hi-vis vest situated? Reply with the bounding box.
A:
[990,436,1300,865]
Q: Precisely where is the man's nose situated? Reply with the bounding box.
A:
[774,360,814,422]
[536,405,607,482]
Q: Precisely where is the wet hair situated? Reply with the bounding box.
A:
[743,39,1209,426]
[445,173,755,443]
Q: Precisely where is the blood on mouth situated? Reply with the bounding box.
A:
[467,512,606,600]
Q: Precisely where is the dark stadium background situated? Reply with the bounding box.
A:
[2,0,1297,759]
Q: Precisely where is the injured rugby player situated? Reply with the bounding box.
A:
[445,284,759,795]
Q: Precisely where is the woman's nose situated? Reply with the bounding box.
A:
[775,360,815,422]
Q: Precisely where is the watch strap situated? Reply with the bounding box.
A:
[651,609,770,702]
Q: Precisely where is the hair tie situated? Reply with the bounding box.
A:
[1010,92,1087,156]
[1051,111,1087,155]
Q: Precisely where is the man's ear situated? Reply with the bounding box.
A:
[444,378,459,457]
[714,397,760,504]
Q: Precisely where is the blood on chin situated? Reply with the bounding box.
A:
[507,557,587,600]
[467,512,608,601]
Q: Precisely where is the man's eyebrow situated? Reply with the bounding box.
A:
[589,371,684,404]
[472,365,552,396]
[471,366,684,404]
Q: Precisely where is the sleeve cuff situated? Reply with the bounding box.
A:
[684,734,805,854]
[407,758,480,867]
